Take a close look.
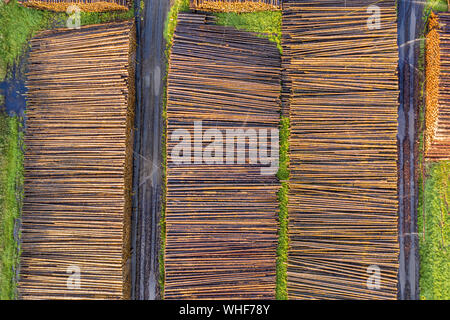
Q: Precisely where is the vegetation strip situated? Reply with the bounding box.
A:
[283,0,399,299]
[164,12,280,299]
[276,117,289,300]
[0,114,23,300]
[18,22,134,299]
[418,161,450,299]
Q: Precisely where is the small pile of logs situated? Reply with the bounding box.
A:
[283,0,399,299]
[425,12,450,160]
[19,21,135,300]
[18,0,129,12]
[164,12,281,299]
[190,0,280,13]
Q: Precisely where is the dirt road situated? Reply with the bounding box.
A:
[131,0,169,300]
[397,0,423,300]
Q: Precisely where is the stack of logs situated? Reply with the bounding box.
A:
[19,22,135,299]
[164,13,281,299]
[425,12,450,160]
[190,0,280,12]
[18,0,129,12]
[282,0,400,299]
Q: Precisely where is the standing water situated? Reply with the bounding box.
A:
[0,52,28,118]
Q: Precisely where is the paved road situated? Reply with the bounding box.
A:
[397,0,423,300]
[131,0,169,300]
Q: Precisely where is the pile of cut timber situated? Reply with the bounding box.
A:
[190,0,279,12]
[19,0,129,12]
[283,0,399,299]
[19,21,135,300]
[425,12,450,160]
[164,13,281,299]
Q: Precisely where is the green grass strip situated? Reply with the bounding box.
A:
[418,161,450,300]
[0,113,24,300]
[163,0,189,44]
[0,1,45,80]
[276,117,290,300]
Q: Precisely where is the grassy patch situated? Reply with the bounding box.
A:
[214,11,282,53]
[426,0,448,14]
[0,113,23,300]
[418,162,450,300]
[276,117,290,299]
[0,1,46,80]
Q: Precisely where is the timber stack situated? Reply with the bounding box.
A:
[19,21,135,299]
[18,0,129,12]
[282,0,400,299]
[425,12,450,161]
[190,0,280,12]
[164,12,281,299]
